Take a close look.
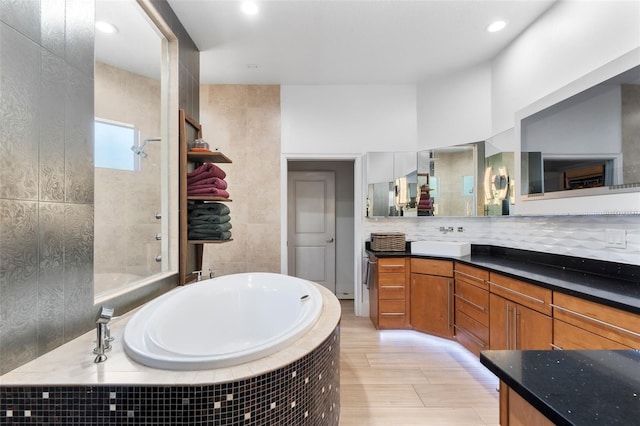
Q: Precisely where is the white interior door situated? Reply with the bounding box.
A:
[287,171,336,293]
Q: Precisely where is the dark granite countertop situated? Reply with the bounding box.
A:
[366,243,640,315]
[480,350,640,426]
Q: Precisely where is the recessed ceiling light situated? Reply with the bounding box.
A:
[487,20,507,33]
[96,21,118,34]
[241,1,259,16]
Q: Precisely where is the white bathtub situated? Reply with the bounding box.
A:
[123,272,324,370]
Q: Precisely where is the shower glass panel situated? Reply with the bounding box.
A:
[94,118,163,299]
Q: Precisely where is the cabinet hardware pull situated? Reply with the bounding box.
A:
[381,286,404,289]
[454,294,486,312]
[550,304,640,339]
[380,312,404,316]
[489,282,546,304]
[447,280,452,330]
[382,265,404,269]
[550,343,563,350]
[455,270,485,283]
[453,325,487,348]
[506,305,511,350]
[514,307,520,350]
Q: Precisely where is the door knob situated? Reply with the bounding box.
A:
[326,237,335,243]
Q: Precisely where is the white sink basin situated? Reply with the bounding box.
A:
[411,241,471,257]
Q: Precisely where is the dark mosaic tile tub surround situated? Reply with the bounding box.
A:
[0,327,340,425]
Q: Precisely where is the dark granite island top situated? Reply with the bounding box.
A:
[480,349,640,426]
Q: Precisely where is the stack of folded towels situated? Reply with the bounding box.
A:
[417,185,433,216]
[188,202,232,240]
[187,162,230,199]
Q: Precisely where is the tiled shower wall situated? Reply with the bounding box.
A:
[0,0,96,376]
[365,214,640,266]
[0,0,200,375]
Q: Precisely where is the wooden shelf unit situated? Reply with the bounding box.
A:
[179,109,232,285]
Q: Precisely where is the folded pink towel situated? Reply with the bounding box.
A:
[187,163,226,180]
[187,187,230,198]
[188,177,227,190]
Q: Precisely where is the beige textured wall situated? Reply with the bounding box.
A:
[94,62,162,288]
[199,85,281,276]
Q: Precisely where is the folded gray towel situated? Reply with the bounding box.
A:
[188,230,232,240]
[188,202,230,216]
[189,222,232,233]
[189,214,231,225]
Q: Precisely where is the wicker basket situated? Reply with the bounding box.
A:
[370,232,406,252]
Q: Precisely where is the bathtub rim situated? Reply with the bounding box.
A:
[0,275,341,386]
[123,272,325,370]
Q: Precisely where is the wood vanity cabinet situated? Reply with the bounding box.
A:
[505,385,554,426]
[410,259,454,339]
[370,257,410,329]
[552,292,640,350]
[453,263,489,357]
[489,273,552,350]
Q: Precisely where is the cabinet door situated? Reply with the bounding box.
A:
[490,294,552,350]
[514,304,552,350]
[508,388,555,426]
[411,274,453,338]
[489,293,510,350]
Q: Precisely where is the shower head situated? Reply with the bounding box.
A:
[131,137,161,158]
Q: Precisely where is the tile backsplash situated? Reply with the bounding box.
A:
[365,214,640,266]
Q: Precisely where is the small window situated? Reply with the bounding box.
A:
[94,119,138,171]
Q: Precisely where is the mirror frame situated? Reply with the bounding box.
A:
[515,47,640,215]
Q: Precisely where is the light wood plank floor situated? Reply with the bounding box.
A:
[339,300,499,426]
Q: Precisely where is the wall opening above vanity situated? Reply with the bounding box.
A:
[520,59,640,202]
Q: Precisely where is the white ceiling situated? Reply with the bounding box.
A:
[96,0,559,85]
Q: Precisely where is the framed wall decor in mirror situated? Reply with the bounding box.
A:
[517,48,640,215]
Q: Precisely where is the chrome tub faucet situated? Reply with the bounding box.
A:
[94,306,114,363]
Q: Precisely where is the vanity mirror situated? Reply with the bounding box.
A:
[93,0,175,301]
[519,49,640,210]
[416,142,485,217]
[366,141,516,218]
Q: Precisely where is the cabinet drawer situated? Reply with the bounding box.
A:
[410,258,453,277]
[552,292,640,348]
[455,309,489,345]
[455,280,489,326]
[378,257,406,273]
[455,324,488,357]
[553,319,631,350]
[379,299,406,314]
[455,263,489,290]
[379,314,407,329]
[489,273,552,315]
[379,282,406,300]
